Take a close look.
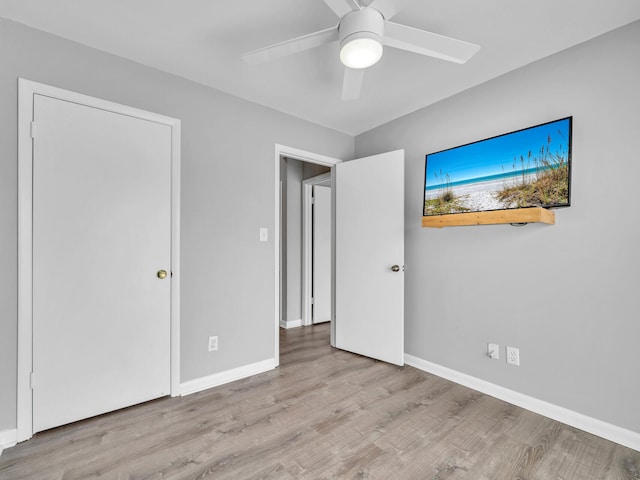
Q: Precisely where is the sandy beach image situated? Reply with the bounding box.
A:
[423,117,571,216]
[424,173,538,212]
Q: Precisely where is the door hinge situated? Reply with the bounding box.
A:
[311,197,315,204]
[311,297,314,305]
[30,372,35,390]
[30,121,38,139]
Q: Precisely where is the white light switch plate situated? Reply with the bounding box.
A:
[259,227,268,242]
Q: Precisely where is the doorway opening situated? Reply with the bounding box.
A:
[281,159,331,329]
[274,145,342,363]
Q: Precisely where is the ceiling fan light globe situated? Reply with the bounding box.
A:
[340,36,383,69]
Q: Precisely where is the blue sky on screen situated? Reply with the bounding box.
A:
[425,118,570,185]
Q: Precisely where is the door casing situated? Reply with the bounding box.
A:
[17,79,181,442]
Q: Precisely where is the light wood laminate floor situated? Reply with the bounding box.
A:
[1,323,639,479]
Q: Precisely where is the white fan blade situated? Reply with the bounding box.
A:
[323,0,361,18]
[342,67,364,100]
[384,21,480,64]
[368,0,414,20]
[242,26,339,65]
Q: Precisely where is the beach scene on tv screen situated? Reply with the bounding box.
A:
[424,118,571,216]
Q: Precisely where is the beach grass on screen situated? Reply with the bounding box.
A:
[423,117,572,216]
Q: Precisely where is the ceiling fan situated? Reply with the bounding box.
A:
[241,0,480,100]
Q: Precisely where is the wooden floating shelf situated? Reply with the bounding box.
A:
[422,207,555,228]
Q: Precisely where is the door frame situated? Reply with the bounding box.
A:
[274,145,341,362]
[302,173,332,327]
[17,79,181,442]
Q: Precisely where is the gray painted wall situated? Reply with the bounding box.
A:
[355,21,640,434]
[286,159,303,323]
[0,19,353,431]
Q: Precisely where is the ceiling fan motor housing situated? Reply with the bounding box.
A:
[339,8,385,68]
[339,8,385,47]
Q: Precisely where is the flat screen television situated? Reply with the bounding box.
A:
[423,117,572,216]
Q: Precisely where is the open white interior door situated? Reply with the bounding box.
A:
[334,150,404,365]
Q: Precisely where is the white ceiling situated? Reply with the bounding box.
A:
[2,0,640,135]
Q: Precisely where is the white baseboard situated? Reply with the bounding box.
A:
[0,428,18,455]
[279,319,303,329]
[179,358,277,396]
[405,354,640,453]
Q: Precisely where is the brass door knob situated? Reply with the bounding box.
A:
[157,270,168,279]
[391,265,400,272]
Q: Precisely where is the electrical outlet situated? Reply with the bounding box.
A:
[208,336,218,352]
[487,343,499,360]
[506,346,520,366]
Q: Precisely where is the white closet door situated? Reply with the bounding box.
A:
[32,94,172,432]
